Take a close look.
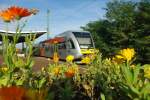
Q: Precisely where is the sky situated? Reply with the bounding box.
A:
[0,0,108,43]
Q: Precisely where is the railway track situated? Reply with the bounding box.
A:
[0,55,87,73]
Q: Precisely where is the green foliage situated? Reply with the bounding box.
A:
[134,0,150,64]
[83,53,150,100]
[0,22,35,87]
[0,1,150,99]
[85,54,125,99]
[120,64,150,100]
[0,30,150,99]
[81,0,150,64]
[100,93,105,100]
[81,20,113,57]
[59,80,73,100]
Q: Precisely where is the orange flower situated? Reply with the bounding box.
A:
[0,86,25,100]
[0,6,36,22]
[7,6,32,20]
[65,68,75,78]
[0,10,14,22]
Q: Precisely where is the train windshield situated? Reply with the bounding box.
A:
[73,32,94,49]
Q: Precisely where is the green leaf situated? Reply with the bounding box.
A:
[141,82,150,99]
[15,78,24,86]
[122,64,133,85]
[38,77,46,89]
[100,93,105,100]
[0,74,9,87]
[129,85,140,95]
[46,92,54,100]
[132,66,140,84]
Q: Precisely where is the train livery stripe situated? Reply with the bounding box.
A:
[80,49,95,54]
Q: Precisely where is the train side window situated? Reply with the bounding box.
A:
[68,39,75,49]
[58,42,66,49]
[40,43,45,48]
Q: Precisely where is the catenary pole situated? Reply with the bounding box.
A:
[47,9,50,39]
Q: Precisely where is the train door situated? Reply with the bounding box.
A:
[58,42,67,59]
[39,43,45,57]
[44,43,52,57]
[66,39,76,56]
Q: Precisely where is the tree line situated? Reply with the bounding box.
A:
[81,0,150,64]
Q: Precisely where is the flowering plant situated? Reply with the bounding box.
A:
[0,6,38,87]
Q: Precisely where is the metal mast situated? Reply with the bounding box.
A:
[47,9,50,39]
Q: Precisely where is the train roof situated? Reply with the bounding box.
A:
[56,30,90,36]
[40,37,65,44]
[39,30,91,44]
[60,30,90,34]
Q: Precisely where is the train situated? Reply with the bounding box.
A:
[33,30,96,60]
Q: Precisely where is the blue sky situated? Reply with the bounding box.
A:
[0,0,108,42]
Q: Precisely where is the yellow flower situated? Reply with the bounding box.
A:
[119,48,135,61]
[53,52,59,63]
[53,67,60,76]
[143,64,150,79]
[1,67,8,72]
[81,56,91,64]
[115,55,124,59]
[66,55,74,62]
[103,58,112,65]
[112,56,124,64]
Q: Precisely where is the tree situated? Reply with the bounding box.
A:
[134,0,150,63]
[81,20,113,57]
[81,0,150,64]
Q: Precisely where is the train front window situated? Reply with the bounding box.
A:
[73,32,93,48]
[68,39,75,49]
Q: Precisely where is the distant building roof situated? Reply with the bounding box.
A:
[0,30,46,43]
